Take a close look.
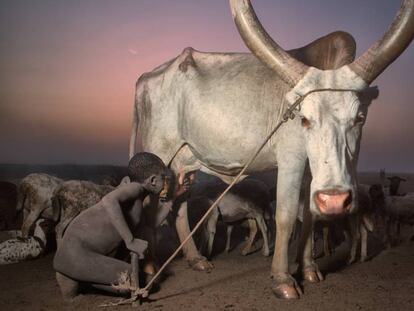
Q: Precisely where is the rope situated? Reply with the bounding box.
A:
[139,96,304,295]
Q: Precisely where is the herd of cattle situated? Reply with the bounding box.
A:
[0,171,412,270]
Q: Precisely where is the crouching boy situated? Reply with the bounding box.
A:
[53,152,172,300]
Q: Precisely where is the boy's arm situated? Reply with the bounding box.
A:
[101,183,147,256]
[155,201,173,227]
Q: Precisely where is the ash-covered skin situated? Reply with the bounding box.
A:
[53,180,114,245]
[53,153,173,300]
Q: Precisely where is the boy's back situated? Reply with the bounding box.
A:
[58,183,144,255]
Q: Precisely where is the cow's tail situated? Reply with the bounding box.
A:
[129,84,143,160]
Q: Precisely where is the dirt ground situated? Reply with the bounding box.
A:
[1,172,413,310]
[0,230,413,311]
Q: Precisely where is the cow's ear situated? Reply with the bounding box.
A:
[359,86,379,107]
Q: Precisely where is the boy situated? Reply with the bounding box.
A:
[53,152,174,300]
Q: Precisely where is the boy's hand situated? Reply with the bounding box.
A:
[127,238,148,259]
[174,173,194,199]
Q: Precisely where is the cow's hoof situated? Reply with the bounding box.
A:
[241,247,252,256]
[272,283,301,299]
[271,274,302,299]
[347,256,356,265]
[262,248,270,257]
[188,257,214,273]
[303,269,324,283]
[241,242,261,256]
[303,264,324,283]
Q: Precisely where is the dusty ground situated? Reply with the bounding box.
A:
[1,171,413,310]
[0,232,413,311]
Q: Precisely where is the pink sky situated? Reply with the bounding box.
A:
[0,0,413,171]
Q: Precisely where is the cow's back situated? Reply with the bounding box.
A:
[136,48,288,170]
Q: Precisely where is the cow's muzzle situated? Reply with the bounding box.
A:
[315,189,352,215]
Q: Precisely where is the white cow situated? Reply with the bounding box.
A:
[130,0,414,299]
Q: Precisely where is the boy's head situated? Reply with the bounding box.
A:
[128,152,168,194]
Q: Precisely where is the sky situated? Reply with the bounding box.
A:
[0,0,413,172]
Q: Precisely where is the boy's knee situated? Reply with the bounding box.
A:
[56,272,79,301]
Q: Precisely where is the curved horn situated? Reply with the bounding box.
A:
[349,0,414,84]
[229,0,309,87]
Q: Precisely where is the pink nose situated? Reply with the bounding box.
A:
[315,190,352,215]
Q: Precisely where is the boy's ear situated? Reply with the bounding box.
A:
[149,174,158,186]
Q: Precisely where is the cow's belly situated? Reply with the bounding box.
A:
[182,103,278,175]
[190,142,277,175]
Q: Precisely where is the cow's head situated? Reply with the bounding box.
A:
[230,0,414,217]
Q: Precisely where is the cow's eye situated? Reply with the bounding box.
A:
[354,112,366,126]
[301,117,311,128]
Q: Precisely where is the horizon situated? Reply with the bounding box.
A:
[1,162,413,175]
[1,0,414,172]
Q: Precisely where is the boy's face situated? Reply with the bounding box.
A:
[145,170,169,197]
[159,171,172,201]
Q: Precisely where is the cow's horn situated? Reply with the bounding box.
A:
[349,0,414,84]
[229,0,309,87]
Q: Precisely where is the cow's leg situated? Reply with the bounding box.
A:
[225,225,234,253]
[241,219,258,255]
[298,188,324,284]
[199,225,209,255]
[169,146,213,271]
[301,217,324,283]
[381,215,392,248]
[256,215,270,256]
[206,209,219,257]
[322,225,331,257]
[360,223,368,262]
[347,214,360,265]
[271,164,305,299]
[175,201,213,272]
[396,220,401,244]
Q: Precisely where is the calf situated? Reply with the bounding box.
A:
[379,169,406,196]
[371,184,414,246]
[387,176,407,196]
[185,178,271,258]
